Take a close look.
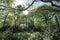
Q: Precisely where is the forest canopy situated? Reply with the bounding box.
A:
[0,0,60,40]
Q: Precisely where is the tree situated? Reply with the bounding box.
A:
[28,5,60,40]
[0,0,60,40]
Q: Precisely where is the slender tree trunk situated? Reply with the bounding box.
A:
[55,16,60,27]
[3,12,9,27]
[43,14,51,40]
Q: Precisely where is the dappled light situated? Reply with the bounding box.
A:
[0,0,60,40]
[23,10,28,15]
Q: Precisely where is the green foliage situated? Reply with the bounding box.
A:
[0,22,3,28]
[0,0,60,39]
[7,16,15,26]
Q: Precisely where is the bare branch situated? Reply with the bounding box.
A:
[40,0,60,7]
[51,1,60,7]
[0,0,36,11]
[23,0,36,10]
[0,0,60,11]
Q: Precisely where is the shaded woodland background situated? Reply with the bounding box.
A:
[0,0,60,40]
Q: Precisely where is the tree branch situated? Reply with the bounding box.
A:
[50,1,60,7]
[0,0,36,11]
[40,0,60,7]
[23,0,36,10]
[0,0,60,11]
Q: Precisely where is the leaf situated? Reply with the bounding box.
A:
[0,14,2,17]
[0,22,3,28]
[8,16,15,26]
[4,0,15,6]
